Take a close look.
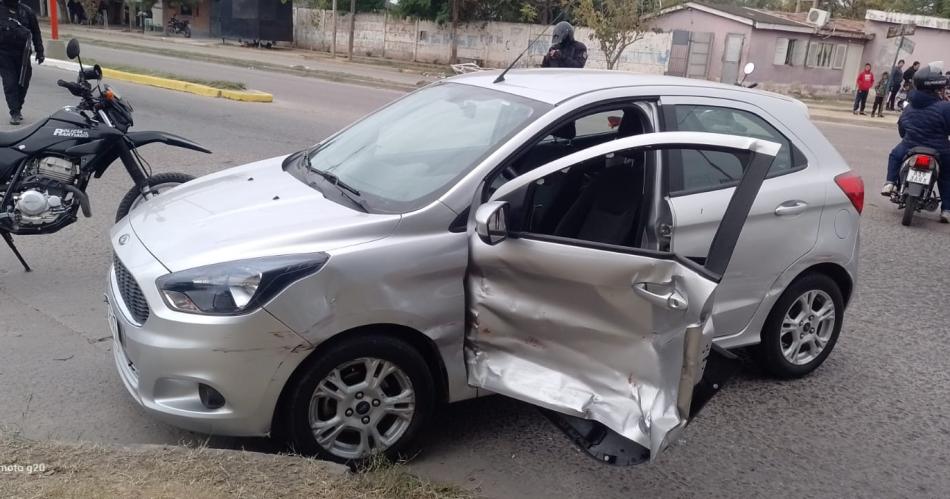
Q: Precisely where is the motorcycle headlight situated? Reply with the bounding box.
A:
[156,253,329,315]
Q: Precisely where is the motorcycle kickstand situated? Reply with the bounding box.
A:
[1,231,31,272]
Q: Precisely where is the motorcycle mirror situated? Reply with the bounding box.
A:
[743,62,755,76]
[66,39,81,60]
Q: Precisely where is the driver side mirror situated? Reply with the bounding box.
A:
[66,39,81,60]
[475,201,509,246]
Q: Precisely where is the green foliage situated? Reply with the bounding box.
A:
[294,0,385,11]
[570,0,661,69]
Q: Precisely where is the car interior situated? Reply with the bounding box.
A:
[494,105,657,249]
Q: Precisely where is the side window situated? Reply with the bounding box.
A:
[487,104,653,197]
[667,105,805,196]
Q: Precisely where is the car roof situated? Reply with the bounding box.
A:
[449,68,798,106]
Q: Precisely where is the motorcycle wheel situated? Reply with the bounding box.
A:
[115,172,195,222]
[901,196,918,226]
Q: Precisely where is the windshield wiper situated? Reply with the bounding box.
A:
[310,168,369,213]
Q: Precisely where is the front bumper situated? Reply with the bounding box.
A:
[107,224,313,437]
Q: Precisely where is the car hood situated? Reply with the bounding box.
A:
[129,156,401,272]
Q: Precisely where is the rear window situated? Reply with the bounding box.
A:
[667,105,806,195]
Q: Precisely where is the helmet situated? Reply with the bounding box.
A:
[913,62,948,93]
[552,21,575,46]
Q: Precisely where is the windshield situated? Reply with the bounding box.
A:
[306,83,550,213]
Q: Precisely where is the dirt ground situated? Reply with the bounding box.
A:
[0,434,469,499]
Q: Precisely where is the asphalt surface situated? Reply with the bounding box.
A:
[1,60,949,498]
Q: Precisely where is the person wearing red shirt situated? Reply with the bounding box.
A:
[853,63,875,115]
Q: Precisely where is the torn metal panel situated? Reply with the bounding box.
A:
[465,235,718,459]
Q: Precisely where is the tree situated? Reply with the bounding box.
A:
[569,0,660,70]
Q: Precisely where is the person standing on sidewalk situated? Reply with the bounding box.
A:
[871,70,889,117]
[0,0,43,125]
[853,63,874,115]
[886,59,904,110]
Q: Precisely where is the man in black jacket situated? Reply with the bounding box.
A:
[0,0,43,125]
[902,61,920,87]
[541,21,587,69]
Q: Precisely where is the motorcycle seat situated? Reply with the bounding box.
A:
[0,120,44,147]
[905,146,940,158]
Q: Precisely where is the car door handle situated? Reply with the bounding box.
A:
[632,282,688,310]
[774,200,808,216]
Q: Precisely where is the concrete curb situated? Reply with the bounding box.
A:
[39,57,273,103]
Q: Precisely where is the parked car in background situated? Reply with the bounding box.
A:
[106,70,862,464]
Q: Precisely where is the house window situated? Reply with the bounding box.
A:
[773,38,801,66]
[832,44,847,69]
[806,41,836,68]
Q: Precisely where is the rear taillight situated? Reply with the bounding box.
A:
[913,154,934,170]
[834,171,864,214]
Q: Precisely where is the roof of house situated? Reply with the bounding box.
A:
[865,9,950,32]
[660,2,871,39]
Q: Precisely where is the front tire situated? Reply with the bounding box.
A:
[115,172,194,222]
[756,273,844,379]
[901,196,918,226]
[282,334,435,464]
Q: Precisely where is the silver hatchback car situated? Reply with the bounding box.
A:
[106,70,862,463]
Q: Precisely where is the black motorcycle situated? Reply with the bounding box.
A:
[167,16,191,38]
[889,147,942,226]
[0,39,210,272]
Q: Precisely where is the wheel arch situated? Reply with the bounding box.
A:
[271,323,450,436]
[795,262,854,307]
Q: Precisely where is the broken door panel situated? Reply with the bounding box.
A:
[465,132,780,462]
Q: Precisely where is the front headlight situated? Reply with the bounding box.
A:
[156,253,329,315]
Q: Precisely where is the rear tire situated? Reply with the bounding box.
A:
[115,172,194,222]
[901,196,918,226]
[756,273,844,379]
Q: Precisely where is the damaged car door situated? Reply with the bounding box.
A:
[465,131,780,463]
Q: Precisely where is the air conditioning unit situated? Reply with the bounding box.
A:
[807,8,830,28]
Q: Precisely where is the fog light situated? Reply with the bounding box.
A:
[198,383,225,409]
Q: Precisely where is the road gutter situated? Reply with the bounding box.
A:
[39,57,274,103]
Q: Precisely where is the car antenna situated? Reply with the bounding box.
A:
[494,12,566,84]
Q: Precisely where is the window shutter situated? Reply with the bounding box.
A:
[806,42,818,67]
[773,38,789,65]
[832,44,847,69]
[792,39,807,66]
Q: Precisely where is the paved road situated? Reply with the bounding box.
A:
[1,61,949,498]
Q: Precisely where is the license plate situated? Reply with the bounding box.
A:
[105,296,123,347]
[906,169,932,184]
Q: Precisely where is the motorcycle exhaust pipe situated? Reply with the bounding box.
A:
[63,185,92,217]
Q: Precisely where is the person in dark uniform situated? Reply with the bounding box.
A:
[0,0,43,125]
[541,21,587,69]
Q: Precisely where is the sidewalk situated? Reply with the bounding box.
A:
[40,24,444,91]
[803,99,901,130]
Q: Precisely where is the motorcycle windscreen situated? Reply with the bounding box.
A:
[463,132,779,461]
[466,244,719,457]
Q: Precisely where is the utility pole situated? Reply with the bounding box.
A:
[347,0,355,61]
[450,0,459,64]
[331,0,337,57]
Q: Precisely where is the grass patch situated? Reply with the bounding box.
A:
[82,57,247,90]
[0,433,471,499]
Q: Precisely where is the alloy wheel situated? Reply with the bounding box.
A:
[308,357,416,460]
[780,290,836,365]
